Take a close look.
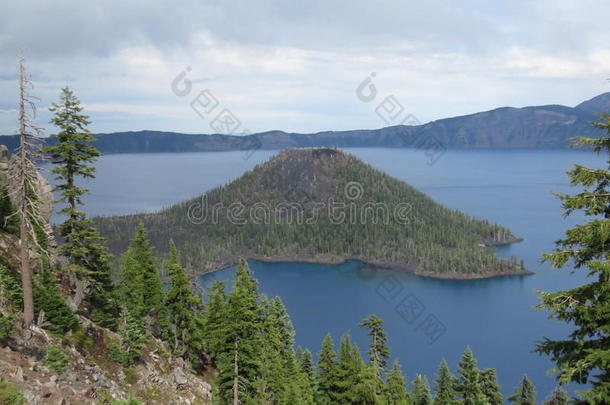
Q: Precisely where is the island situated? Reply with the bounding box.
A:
[94,148,530,279]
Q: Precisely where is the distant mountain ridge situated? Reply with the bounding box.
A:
[1,93,609,153]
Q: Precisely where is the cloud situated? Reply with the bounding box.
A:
[0,0,609,134]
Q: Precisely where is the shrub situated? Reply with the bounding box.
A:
[0,314,16,341]
[111,399,142,405]
[0,380,26,405]
[33,265,79,334]
[42,344,70,374]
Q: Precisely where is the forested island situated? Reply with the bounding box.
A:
[94,148,528,279]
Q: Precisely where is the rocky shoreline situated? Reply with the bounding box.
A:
[194,237,533,281]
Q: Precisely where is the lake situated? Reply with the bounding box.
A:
[44,147,604,400]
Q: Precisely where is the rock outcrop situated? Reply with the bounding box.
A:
[0,321,212,404]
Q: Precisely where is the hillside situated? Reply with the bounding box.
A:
[94,148,529,279]
[1,93,608,154]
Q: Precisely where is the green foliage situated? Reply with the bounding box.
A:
[386,359,409,405]
[43,87,118,329]
[33,264,79,334]
[456,347,488,405]
[412,374,432,405]
[213,259,262,404]
[0,186,18,235]
[0,264,20,340]
[359,314,390,378]
[109,309,148,367]
[433,359,457,405]
[111,399,142,405]
[42,344,70,374]
[536,115,610,404]
[0,314,16,341]
[480,368,503,405]
[164,240,206,368]
[119,223,163,324]
[508,375,537,405]
[0,380,26,405]
[202,280,228,359]
[0,265,22,312]
[317,333,339,405]
[544,386,570,405]
[95,149,523,277]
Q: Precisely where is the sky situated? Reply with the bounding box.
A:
[1,0,609,135]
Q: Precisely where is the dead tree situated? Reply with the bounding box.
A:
[8,54,46,327]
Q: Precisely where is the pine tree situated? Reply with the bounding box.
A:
[433,359,457,405]
[203,280,228,359]
[259,295,296,401]
[42,87,99,255]
[42,87,118,329]
[537,115,610,404]
[296,347,315,388]
[386,359,409,405]
[456,347,488,405]
[507,375,537,405]
[214,259,262,404]
[317,333,339,405]
[412,374,432,405]
[110,308,148,367]
[359,314,390,378]
[119,223,163,323]
[164,240,205,368]
[480,368,503,405]
[33,264,78,334]
[544,386,569,405]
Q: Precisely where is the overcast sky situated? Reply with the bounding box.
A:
[1,0,609,135]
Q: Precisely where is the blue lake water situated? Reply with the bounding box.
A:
[44,148,605,400]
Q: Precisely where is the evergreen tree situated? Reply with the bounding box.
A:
[334,333,361,404]
[214,259,262,404]
[412,374,432,405]
[0,186,19,234]
[110,308,148,367]
[456,347,487,405]
[296,347,315,389]
[480,368,503,405]
[42,344,70,374]
[259,295,297,401]
[33,264,78,334]
[42,87,117,328]
[544,386,569,405]
[537,115,610,404]
[433,359,457,405]
[317,333,339,405]
[119,223,163,324]
[386,359,409,405]
[359,314,390,378]
[164,240,205,367]
[508,375,537,405]
[203,280,228,359]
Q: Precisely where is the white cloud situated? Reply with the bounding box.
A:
[0,0,609,135]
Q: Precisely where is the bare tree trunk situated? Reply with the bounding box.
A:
[233,339,239,405]
[18,56,34,327]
